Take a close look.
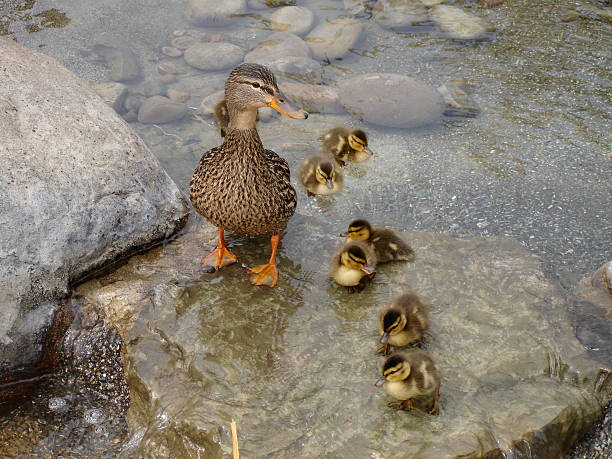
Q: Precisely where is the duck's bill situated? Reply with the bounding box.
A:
[374,376,386,387]
[380,332,389,344]
[339,231,349,237]
[361,265,376,277]
[326,179,334,189]
[364,146,374,156]
[268,97,308,119]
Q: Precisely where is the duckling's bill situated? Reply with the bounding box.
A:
[268,97,308,119]
[361,265,376,276]
[375,376,386,387]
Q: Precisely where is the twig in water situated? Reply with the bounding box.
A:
[152,124,183,141]
[231,419,240,459]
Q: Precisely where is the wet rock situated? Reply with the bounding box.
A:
[437,78,480,118]
[373,0,429,30]
[343,0,374,16]
[124,94,144,112]
[338,73,444,128]
[76,220,608,457]
[93,82,128,113]
[132,79,167,97]
[167,89,190,103]
[279,82,344,114]
[91,44,141,82]
[248,0,269,9]
[171,36,197,50]
[0,38,188,379]
[244,32,311,65]
[270,6,315,36]
[185,0,247,27]
[184,42,245,71]
[429,5,492,40]
[268,56,324,83]
[305,17,364,60]
[160,73,177,85]
[137,96,188,124]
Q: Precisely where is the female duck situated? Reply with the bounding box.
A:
[298,155,343,196]
[375,351,440,415]
[329,241,377,293]
[341,219,415,263]
[321,127,373,166]
[378,293,429,355]
[190,63,308,287]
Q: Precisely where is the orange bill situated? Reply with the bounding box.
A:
[268,96,308,119]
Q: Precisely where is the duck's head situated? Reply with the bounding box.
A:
[339,243,375,276]
[380,308,407,344]
[347,129,373,156]
[340,219,373,241]
[225,63,308,119]
[316,160,338,189]
[375,353,411,387]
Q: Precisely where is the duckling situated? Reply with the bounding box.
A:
[298,155,344,196]
[190,63,308,287]
[321,127,373,166]
[378,293,429,355]
[329,241,377,293]
[375,351,440,415]
[214,98,260,137]
[341,219,415,263]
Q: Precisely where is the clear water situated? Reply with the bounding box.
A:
[2,0,611,456]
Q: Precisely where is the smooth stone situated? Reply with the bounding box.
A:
[343,0,370,16]
[132,79,167,97]
[171,36,197,50]
[160,74,177,84]
[279,82,344,114]
[270,6,315,36]
[268,56,324,84]
[244,32,311,65]
[93,82,128,113]
[248,0,269,9]
[0,37,188,380]
[91,44,141,82]
[305,17,364,60]
[138,96,188,124]
[167,89,190,103]
[338,73,444,128]
[437,78,480,118]
[183,42,245,71]
[185,0,246,27]
[124,94,144,112]
[373,0,429,30]
[429,5,491,40]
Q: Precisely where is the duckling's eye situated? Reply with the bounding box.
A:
[251,82,261,89]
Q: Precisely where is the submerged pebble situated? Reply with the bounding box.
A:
[244,32,311,64]
[138,96,188,124]
[373,0,429,30]
[338,73,444,128]
[83,408,106,425]
[185,0,246,27]
[429,5,492,40]
[270,6,315,36]
[161,46,183,57]
[93,82,128,113]
[91,44,141,82]
[184,42,245,71]
[268,56,324,84]
[167,89,190,103]
[48,397,68,411]
[279,82,344,114]
[305,17,364,60]
[437,78,480,118]
[171,36,197,50]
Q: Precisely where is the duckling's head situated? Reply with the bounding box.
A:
[375,353,411,387]
[225,63,308,120]
[347,129,373,155]
[380,309,407,344]
[339,243,375,276]
[316,161,337,189]
[340,219,373,241]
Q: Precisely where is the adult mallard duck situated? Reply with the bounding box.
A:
[341,219,415,263]
[190,63,308,287]
[321,126,373,166]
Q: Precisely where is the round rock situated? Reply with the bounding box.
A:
[429,5,491,40]
[268,56,324,83]
[185,0,246,27]
[338,73,445,128]
[184,42,245,71]
[305,17,364,60]
[138,96,188,124]
[244,32,311,65]
[373,0,429,30]
[279,82,344,114]
[270,6,315,36]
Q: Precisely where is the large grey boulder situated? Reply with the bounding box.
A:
[0,38,189,379]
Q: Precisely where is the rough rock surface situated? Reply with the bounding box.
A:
[75,216,609,457]
[183,42,245,71]
[185,0,246,27]
[338,73,445,128]
[244,32,311,65]
[305,17,364,60]
[0,37,189,379]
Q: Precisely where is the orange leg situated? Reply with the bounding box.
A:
[200,227,238,270]
[248,233,280,287]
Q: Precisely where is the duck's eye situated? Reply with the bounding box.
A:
[251,82,261,89]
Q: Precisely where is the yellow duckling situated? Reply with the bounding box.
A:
[375,351,440,415]
[341,219,415,263]
[321,126,373,166]
[298,155,344,196]
[214,98,259,137]
[329,241,377,293]
[378,293,429,355]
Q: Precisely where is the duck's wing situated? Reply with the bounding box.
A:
[263,148,291,179]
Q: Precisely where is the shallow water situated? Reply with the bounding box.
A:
[2,0,611,456]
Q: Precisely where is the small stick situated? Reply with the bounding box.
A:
[231,419,240,459]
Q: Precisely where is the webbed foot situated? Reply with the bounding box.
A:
[248,263,278,288]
